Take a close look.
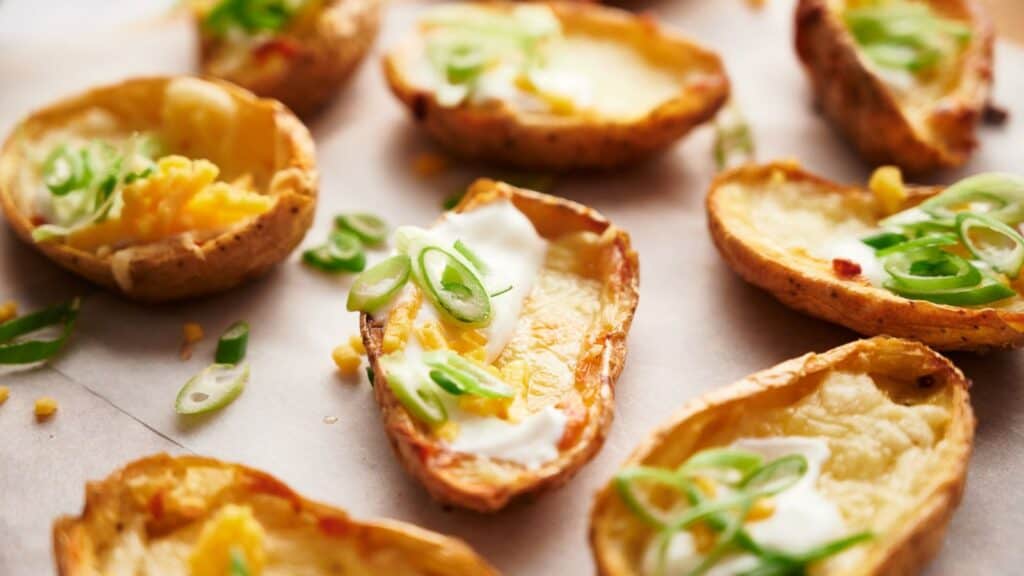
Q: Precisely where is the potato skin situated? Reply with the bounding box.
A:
[0,76,318,303]
[707,162,1024,351]
[53,454,499,576]
[197,0,382,117]
[590,337,975,576]
[795,0,994,174]
[360,180,640,512]
[383,2,729,171]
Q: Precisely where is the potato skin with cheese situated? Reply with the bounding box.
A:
[0,76,317,302]
[196,0,382,117]
[383,2,729,171]
[360,180,640,512]
[590,337,975,576]
[795,0,994,174]
[708,162,1024,351]
[53,454,499,576]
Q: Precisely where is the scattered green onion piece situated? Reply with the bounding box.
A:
[336,213,389,246]
[713,103,756,171]
[874,233,958,257]
[174,362,249,415]
[444,44,487,84]
[379,353,447,426]
[614,466,695,529]
[919,172,1024,224]
[346,255,412,313]
[0,298,80,365]
[739,454,808,498]
[678,448,764,481]
[443,189,467,211]
[956,213,1024,278]
[42,146,87,196]
[215,321,250,364]
[203,0,300,36]
[882,248,981,291]
[885,273,1015,306]
[422,350,514,398]
[303,231,366,273]
[490,286,513,298]
[229,547,251,576]
[454,239,488,273]
[861,231,908,251]
[419,246,491,326]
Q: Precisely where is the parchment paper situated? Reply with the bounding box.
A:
[1,1,1023,574]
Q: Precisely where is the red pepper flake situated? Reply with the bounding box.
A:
[252,38,301,62]
[832,258,862,279]
[30,215,47,227]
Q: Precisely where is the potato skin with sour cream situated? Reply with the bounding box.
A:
[590,337,974,576]
[361,179,639,512]
[383,2,729,171]
[53,454,500,576]
[707,162,1024,351]
[0,76,317,302]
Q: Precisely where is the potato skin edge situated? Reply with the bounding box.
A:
[590,336,975,576]
[360,180,640,512]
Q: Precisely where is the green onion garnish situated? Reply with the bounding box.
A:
[303,231,366,273]
[203,0,303,37]
[423,350,514,398]
[442,189,466,211]
[0,298,80,365]
[956,213,1024,278]
[861,231,908,250]
[346,255,412,313]
[419,246,491,326]
[379,353,447,426]
[42,146,90,196]
[885,271,1015,306]
[336,213,389,246]
[713,103,756,171]
[229,547,251,576]
[844,1,971,74]
[174,362,249,415]
[215,321,250,365]
[883,247,981,291]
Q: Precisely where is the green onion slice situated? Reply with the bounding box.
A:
[303,231,366,273]
[229,547,251,576]
[883,247,981,291]
[175,362,249,415]
[42,146,89,196]
[614,466,695,529]
[739,454,808,498]
[874,233,958,256]
[885,273,1015,306]
[379,353,447,426]
[347,255,411,313]
[956,213,1024,278]
[861,231,908,251]
[919,172,1024,224]
[423,350,514,398]
[454,239,488,273]
[215,321,250,365]
[678,448,764,482]
[0,298,80,365]
[418,246,491,326]
[336,213,389,246]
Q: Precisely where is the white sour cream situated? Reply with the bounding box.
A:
[385,199,566,469]
[643,437,846,576]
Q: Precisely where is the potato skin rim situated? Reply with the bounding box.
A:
[589,336,975,576]
[360,180,640,512]
[51,453,500,576]
[794,0,995,175]
[382,1,730,171]
[197,0,383,118]
[706,162,1024,351]
[0,75,318,303]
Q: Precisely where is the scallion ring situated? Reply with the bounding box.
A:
[42,145,87,196]
[347,255,411,313]
[883,247,981,291]
[678,448,764,482]
[613,466,695,529]
[739,454,808,498]
[0,298,80,365]
[215,321,250,365]
[175,362,249,415]
[379,353,447,426]
[861,231,908,251]
[336,213,389,246]
[419,246,491,326]
[885,273,1015,306]
[956,212,1024,278]
[422,349,514,398]
[920,173,1024,224]
[874,233,958,257]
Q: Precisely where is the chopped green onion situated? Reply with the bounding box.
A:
[42,146,89,196]
[203,0,302,36]
[347,255,411,313]
[454,239,488,273]
[882,247,981,291]
[379,353,447,426]
[874,233,958,256]
[844,2,971,74]
[885,272,1015,306]
[215,321,250,364]
[713,103,756,171]
[490,286,513,298]
[303,231,366,273]
[614,466,695,529]
[956,213,1024,278]
[229,547,251,576]
[919,173,1024,224]
[678,448,764,481]
[739,454,807,497]
[336,213,389,246]
[0,298,80,365]
[861,231,908,250]
[418,246,491,326]
[175,363,249,415]
[422,350,514,398]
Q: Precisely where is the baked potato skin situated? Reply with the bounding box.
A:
[590,337,975,576]
[53,454,500,576]
[795,0,994,175]
[707,162,1024,351]
[0,76,318,303]
[198,0,382,117]
[383,2,729,171]
[361,180,640,512]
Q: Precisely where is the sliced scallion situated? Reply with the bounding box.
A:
[885,272,1015,306]
[861,231,908,251]
[215,321,250,364]
[956,212,1024,278]
[0,298,80,365]
[346,255,411,313]
[42,146,88,196]
[418,246,491,326]
[175,362,249,415]
[379,353,447,426]
[336,213,389,246]
[422,349,514,398]
[882,248,981,291]
[302,231,366,273]
[874,233,957,257]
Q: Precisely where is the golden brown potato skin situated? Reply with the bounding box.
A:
[197,0,382,117]
[53,454,499,576]
[707,162,1024,351]
[0,76,317,303]
[361,180,640,512]
[590,337,975,576]
[383,2,729,171]
[795,0,994,174]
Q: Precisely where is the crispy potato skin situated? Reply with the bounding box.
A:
[795,0,994,174]
[383,2,729,171]
[197,0,382,117]
[53,454,499,576]
[707,162,1024,351]
[590,337,975,576]
[360,181,640,512]
[0,76,318,303]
